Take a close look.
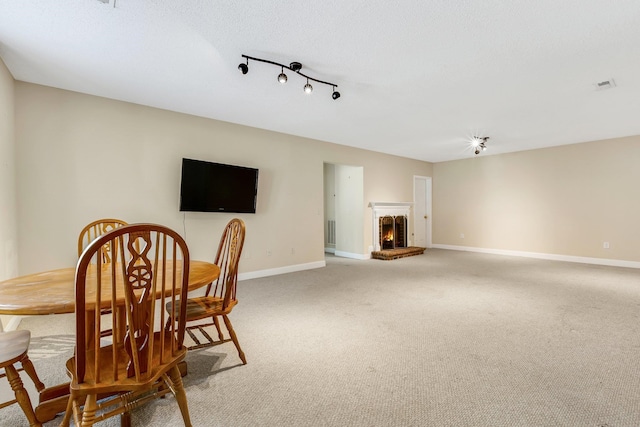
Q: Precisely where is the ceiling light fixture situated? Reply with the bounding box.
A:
[471,136,489,155]
[238,54,340,100]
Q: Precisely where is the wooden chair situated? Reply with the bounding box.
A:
[62,223,193,427]
[0,330,46,427]
[166,218,247,364]
[78,219,128,261]
[78,219,128,338]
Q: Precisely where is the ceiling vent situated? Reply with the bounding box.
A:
[594,79,616,90]
[96,0,116,6]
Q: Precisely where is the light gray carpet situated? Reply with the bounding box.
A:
[2,249,640,426]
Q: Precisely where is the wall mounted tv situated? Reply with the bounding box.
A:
[179,158,259,213]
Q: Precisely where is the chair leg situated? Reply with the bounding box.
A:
[120,410,132,427]
[212,316,225,341]
[21,355,45,392]
[222,315,246,364]
[168,366,192,427]
[71,394,83,427]
[81,394,98,426]
[5,364,41,427]
[60,394,73,427]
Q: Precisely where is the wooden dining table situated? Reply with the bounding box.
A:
[0,259,220,423]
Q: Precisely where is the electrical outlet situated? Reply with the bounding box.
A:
[460,233,465,239]
[603,242,610,249]
[266,249,272,256]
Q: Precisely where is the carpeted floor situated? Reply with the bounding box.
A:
[2,249,640,426]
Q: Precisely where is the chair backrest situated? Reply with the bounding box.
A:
[78,219,128,262]
[205,218,246,309]
[74,223,190,384]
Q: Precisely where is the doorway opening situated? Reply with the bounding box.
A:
[323,163,364,259]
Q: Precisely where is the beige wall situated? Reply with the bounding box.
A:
[4,76,639,280]
[0,58,17,282]
[433,136,640,262]
[14,82,432,276]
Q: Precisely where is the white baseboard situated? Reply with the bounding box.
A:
[238,260,326,281]
[334,250,371,260]
[432,244,640,269]
[326,248,369,260]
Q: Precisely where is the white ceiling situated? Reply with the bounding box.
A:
[1,0,639,162]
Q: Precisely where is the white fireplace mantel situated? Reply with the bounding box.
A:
[369,202,413,251]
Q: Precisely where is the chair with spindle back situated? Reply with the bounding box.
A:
[61,223,193,426]
[78,219,128,338]
[0,329,46,427]
[165,218,247,364]
[78,219,128,261]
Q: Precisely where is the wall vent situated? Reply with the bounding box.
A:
[327,220,336,245]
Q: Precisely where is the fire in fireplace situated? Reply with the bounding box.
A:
[379,215,407,250]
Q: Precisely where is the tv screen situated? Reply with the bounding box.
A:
[179,158,259,213]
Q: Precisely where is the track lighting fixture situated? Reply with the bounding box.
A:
[238,54,340,100]
[471,136,489,155]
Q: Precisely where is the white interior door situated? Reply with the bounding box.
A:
[413,176,432,248]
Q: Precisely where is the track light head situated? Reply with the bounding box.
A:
[238,62,248,74]
[332,86,340,100]
[304,80,313,94]
[278,67,288,84]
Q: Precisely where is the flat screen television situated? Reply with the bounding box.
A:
[179,158,259,213]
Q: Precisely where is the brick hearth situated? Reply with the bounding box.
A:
[371,246,426,260]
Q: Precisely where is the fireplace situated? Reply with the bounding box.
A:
[369,202,412,251]
[379,215,407,249]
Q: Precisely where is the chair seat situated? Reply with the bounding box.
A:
[66,330,186,394]
[167,296,237,322]
[0,330,30,364]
